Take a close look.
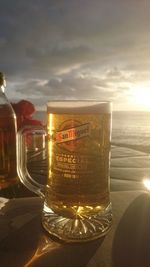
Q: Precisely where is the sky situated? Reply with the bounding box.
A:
[1,0,150,111]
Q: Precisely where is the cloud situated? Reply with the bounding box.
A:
[10,66,131,110]
[1,0,150,110]
[14,74,110,100]
[0,0,148,76]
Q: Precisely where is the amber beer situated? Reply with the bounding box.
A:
[46,101,111,217]
[0,72,18,194]
[0,114,17,189]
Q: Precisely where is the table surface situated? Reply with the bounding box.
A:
[1,190,150,267]
[1,145,150,267]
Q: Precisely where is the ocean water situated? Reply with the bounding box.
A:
[34,111,150,147]
[112,111,150,147]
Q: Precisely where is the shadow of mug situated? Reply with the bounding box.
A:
[112,192,150,267]
[24,233,104,267]
[0,197,103,267]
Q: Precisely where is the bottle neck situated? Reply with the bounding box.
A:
[0,84,10,106]
[0,84,5,94]
[0,73,6,94]
[0,74,14,110]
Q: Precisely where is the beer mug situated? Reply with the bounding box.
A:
[17,100,112,242]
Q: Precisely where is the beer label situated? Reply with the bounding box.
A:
[53,119,91,152]
[47,113,110,183]
[56,123,91,144]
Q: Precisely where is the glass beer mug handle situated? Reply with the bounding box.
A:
[17,126,46,198]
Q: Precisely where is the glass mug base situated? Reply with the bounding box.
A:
[42,202,112,242]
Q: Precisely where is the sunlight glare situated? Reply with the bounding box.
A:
[131,86,150,109]
[143,178,150,191]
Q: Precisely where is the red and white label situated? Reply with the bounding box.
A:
[56,123,90,144]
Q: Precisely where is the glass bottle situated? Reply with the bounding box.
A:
[0,72,20,198]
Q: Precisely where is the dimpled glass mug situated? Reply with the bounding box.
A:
[17,100,112,242]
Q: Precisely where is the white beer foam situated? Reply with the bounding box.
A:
[47,101,111,114]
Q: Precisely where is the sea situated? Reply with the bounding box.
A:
[34,111,150,151]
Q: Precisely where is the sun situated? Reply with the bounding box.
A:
[130,86,150,109]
